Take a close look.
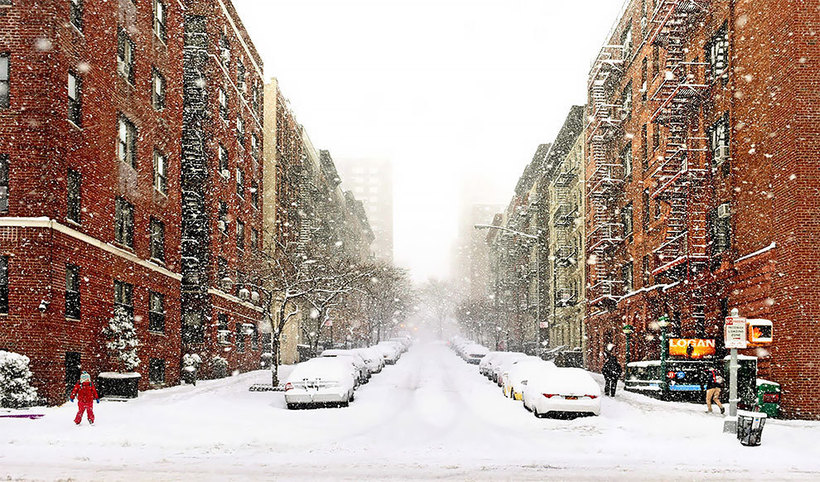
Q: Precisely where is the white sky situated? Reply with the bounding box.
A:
[232,0,627,281]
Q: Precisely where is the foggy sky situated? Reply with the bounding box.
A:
[232,0,627,281]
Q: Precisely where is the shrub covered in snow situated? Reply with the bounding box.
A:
[103,307,141,372]
[211,356,228,379]
[0,350,39,408]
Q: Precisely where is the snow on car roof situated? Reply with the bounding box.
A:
[529,368,600,394]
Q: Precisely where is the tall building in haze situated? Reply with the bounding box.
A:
[337,159,394,262]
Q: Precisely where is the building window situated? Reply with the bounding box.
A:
[652,124,660,151]
[234,270,246,298]
[250,227,259,250]
[150,218,165,262]
[65,264,81,319]
[251,133,259,161]
[621,202,633,237]
[237,220,244,250]
[217,313,229,344]
[251,324,258,350]
[0,256,7,314]
[642,190,650,231]
[66,169,81,223]
[236,168,244,198]
[68,72,82,126]
[114,279,133,320]
[0,53,9,109]
[118,116,137,168]
[641,124,648,170]
[152,69,165,110]
[621,25,633,61]
[117,29,135,84]
[217,257,228,285]
[622,261,634,294]
[652,44,660,78]
[148,358,165,384]
[115,197,134,247]
[621,82,632,120]
[252,83,260,115]
[218,88,228,120]
[0,154,8,213]
[709,113,730,171]
[711,204,732,255]
[621,142,632,181]
[642,255,652,287]
[153,0,166,42]
[69,0,83,32]
[640,57,648,101]
[219,144,229,176]
[219,34,231,67]
[149,291,165,333]
[251,181,259,209]
[182,311,203,344]
[236,116,245,144]
[235,323,244,352]
[218,201,228,233]
[706,23,729,81]
[153,150,167,194]
[237,59,246,93]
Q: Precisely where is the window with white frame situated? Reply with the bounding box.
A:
[219,144,229,175]
[150,217,165,262]
[68,72,82,125]
[117,29,135,84]
[706,23,729,80]
[153,149,167,194]
[118,115,137,167]
[237,219,244,250]
[153,0,166,42]
[621,202,633,237]
[218,88,228,120]
[152,69,165,110]
[67,169,81,223]
[709,113,730,168]
[115,197,134,247]
[149,291,165,332]
[236,168,244,197]
[0,53,9,108]
[236,115,244,144]
[70,0,83,32]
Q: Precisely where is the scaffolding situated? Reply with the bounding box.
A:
[648,0,710,279]
[586,44,625,305]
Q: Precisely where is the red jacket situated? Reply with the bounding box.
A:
[70,382,98,403]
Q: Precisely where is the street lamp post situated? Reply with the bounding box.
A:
[622,323,634,380]
[657,314,670,396]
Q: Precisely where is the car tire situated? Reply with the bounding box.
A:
[286,403,296,410]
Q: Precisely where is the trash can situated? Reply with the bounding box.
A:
[756,379,781,418]
[736,410,767,446]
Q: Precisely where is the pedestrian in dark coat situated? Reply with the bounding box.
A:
[602,353,622,397]
[702,366,725,414]
[70,372,99,425]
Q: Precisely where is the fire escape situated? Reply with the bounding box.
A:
[553,170,579,307]
[648,0,710,279]
[586,44,625,306]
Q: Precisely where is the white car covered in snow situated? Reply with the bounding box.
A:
[493,353,534,387]
[522,367,601,418]
[373,342,402,365]
[353,347,385,374]
[462,344,490,364]
[284,358,357,409]
[503,359,556,400]
[319,349,371,384]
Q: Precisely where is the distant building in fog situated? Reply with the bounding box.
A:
[453,203,501,300]
[337,159,394,262]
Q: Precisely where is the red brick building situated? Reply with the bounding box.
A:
[0,0,266,405]
[585,0,819,419]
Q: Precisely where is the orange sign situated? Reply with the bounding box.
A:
[668,338,716,359]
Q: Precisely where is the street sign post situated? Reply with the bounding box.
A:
[724,311,747,433]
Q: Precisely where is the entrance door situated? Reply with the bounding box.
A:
[65,352,81,399]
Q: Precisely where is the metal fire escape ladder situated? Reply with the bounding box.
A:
[586,45,625,305]
[648,0,710,278]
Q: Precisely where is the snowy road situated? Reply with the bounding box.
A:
[2,342,820,480]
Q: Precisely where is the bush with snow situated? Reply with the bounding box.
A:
[103,307,141,372]
[211,356,228,379]
[0,350,39,408]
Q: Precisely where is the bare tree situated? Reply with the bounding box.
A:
[359,262,414,344]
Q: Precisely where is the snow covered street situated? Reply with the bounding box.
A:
[2,342,820,481]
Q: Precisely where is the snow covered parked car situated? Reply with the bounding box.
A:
[353,347,385,374]
[493,353,532,386]
[284,358,357,409]
[373,342,402,365]
[522,368,601,418]
[462,344,489,364]
[503,359,556,400]
[319,349,371,384]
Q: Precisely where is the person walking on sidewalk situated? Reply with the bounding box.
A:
[602,352,622,397]
[703,366,725,414]
[70,372,99,425]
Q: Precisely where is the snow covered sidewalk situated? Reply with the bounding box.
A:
[1,342,819,480]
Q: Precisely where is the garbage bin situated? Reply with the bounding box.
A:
[736,410,767,446]
[756,379,781,418]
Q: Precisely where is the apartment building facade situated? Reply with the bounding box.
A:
[584,0,820,419]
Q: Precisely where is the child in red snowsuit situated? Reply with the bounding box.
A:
[70,372,99,425]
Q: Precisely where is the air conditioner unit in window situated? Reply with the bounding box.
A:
[718,203,731,219]
[714,145,730,165]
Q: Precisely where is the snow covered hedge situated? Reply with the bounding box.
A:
[0,350,39,408]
